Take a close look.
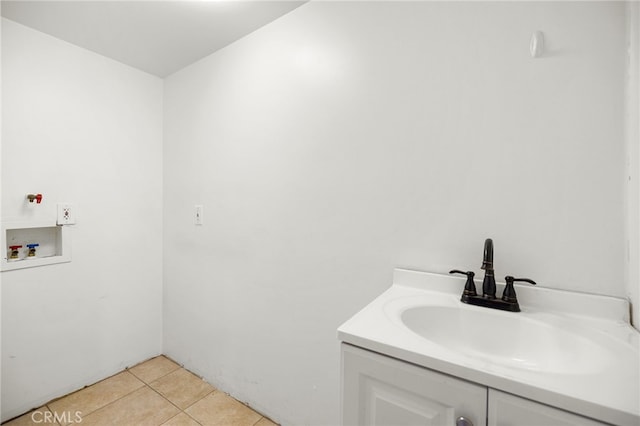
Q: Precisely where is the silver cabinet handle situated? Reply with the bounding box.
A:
[456,416,474,426]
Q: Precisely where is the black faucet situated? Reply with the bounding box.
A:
[481,238,496,298]
[450,239,536,312]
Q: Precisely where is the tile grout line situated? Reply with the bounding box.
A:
[42,405,63,426]
[63,379,149,425]
[179,388,217,423]
[127,365,182,386]
[43,372,147,426]
[141,360,219,425]
[60,380,201,426]
[161,411,204,426]
[145,379,214,425]
[139,383,186,426]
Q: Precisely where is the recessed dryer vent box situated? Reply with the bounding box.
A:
[1,222,71,271]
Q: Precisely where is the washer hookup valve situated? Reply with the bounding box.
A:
[27,194,43,204]
[8,245,22,260]
[26,243,39,258]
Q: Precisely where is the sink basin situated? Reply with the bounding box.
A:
[401,305,611,374]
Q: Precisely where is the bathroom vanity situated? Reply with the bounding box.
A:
[338,269,640,426]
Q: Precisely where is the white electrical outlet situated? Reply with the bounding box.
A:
[195,205,203,225]
[57,203,76,225]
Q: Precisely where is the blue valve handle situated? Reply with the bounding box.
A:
[26,243,39,249]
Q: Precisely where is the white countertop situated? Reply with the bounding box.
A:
[337,269,640,426]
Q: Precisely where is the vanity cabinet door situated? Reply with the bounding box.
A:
[488,389,608,426]
[341,344,487,426]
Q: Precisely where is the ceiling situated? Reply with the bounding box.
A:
[1,1,305,77]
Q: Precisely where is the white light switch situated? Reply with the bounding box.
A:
[57,203,76,225]
[195,205,203,225]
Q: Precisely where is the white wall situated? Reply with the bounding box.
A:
[626,1,640,330]
[1,18,163,421]
[163,2,628,425]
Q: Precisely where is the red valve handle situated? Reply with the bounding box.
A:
[9,245,22,250]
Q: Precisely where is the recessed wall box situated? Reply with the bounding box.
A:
[1,222,71,271]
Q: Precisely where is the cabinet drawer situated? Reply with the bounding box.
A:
[488,389,609,426]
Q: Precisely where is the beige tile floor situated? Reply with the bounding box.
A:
[3,356,278,426]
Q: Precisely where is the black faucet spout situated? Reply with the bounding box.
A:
[481,238,496,298]
[482,238,493,270]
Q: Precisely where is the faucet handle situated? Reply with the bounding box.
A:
[449,270,477,297]
[502,276,536,303]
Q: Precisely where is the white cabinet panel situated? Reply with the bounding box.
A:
[488,389,608,426]
[342,344,487,426]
